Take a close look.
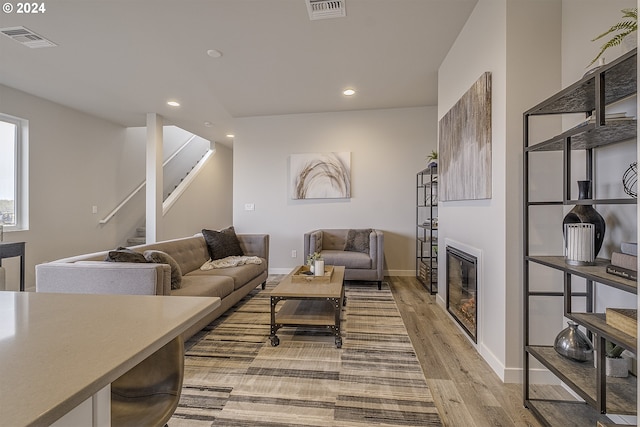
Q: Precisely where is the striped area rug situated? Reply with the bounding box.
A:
[170,278,442,426]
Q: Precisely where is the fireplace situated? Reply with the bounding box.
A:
[446,246,478,342]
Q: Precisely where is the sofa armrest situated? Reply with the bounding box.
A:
[237,234,269,264]
[369,230,384,271]
[303,230,323,261]
[35,262,171,295]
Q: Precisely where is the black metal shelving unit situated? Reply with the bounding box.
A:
[417,166,438,294]
[523,49,637,426]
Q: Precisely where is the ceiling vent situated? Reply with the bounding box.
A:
[0,26,57,48]
[306,0,346,20]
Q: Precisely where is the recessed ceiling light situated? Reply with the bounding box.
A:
[226,134,235,138]
[207,49,222,58]
[204,121,213,127]
[343,89,356,96]
[167,100,180,107]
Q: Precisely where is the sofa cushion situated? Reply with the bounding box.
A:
[143,250,182,290]
[344,229,372,253]
[104,247,147,263]
[202,227,244,260]
[188,258,266,290]
[171,275,234,299]
[320,250,372,269]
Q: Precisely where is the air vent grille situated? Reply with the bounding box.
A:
[306,0,346,20]
[0,26,56,48]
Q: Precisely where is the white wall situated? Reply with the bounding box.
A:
[0,84,233,290]
[438,0,636,383]
[438,0,562,381]
[232,107,437,275]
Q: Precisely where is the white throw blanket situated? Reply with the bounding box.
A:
[200,255,263,270]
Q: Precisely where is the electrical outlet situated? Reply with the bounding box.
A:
[244,203,255,211]
[291,250,297,258]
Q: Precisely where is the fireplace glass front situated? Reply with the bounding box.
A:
[446,246,477,342]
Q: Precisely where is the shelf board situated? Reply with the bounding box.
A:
[525,49,636,116]
[568,312,637,353]
[526,120,636,152]
[527,256,637,294]
[526,399,610,427]
[528,198,637,206]
[527,346,637,415]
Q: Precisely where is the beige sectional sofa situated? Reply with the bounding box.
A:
[36,233,269,339]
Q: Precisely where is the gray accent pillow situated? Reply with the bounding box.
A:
[144,250,182,290]
[104,247,147,263]
[202,226,244,260]
[344,229,372,253]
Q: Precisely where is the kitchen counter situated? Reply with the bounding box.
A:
[0,291,220,426]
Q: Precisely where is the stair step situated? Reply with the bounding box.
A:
[136,227,145,237]
[127,237,146,246]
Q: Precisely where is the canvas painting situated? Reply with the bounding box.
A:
[439,72,492,201]
[290,152,351,199]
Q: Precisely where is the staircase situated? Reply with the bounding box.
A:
[127,227,146,246]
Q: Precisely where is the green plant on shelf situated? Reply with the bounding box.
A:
[589,7,637,66]
[605,340,624,359]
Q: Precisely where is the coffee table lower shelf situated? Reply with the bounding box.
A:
[270,297,344,348]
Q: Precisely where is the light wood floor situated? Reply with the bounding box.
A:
[388,275,544,427]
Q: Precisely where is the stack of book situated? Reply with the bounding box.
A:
[606,242,638,281]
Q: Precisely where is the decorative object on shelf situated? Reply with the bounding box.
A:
[589,7,637,66]
[553,321,594,362]
[564,223,595,265]
[605,341,629,377]
[425,150,438,168]
[562,180,606,258]
[622,161,637,198]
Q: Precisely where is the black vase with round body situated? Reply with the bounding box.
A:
[562,180,606,258]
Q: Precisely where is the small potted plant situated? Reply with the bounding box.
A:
[426,150,438,169]
[605,341,629,377]
[306,251,321,274]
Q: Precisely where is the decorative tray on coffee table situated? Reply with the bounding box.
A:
[291,265,334,283]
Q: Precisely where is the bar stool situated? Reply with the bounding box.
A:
[110,336,184,427]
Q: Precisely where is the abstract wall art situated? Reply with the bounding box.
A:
[439,72,492,201]
[290,152,351,199]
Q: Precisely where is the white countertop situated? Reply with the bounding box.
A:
[0,292,220,427]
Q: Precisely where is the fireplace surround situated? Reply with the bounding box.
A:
[446,245,478,342]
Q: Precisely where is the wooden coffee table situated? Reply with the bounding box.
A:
[270,265,345,348]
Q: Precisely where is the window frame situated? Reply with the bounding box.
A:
[0,113,28,232]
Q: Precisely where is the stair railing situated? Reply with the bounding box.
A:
[99,136,211,225]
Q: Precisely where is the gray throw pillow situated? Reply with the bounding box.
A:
[344,229,372,253]
[104,247,147,263]
[144,250,182,290]
[202,226,244,260]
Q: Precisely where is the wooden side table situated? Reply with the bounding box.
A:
[0,242,25,291]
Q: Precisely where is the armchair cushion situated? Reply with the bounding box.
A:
[344,228,372,253]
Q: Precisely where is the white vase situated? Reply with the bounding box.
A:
[314,259,324,276]
[606,357,629,378]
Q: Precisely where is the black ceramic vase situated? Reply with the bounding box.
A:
[562,180,606,258]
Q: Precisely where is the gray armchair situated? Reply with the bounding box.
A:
[304,229,384,289]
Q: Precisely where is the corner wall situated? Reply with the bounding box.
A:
[232,107,437,275]
[437,0,562,381]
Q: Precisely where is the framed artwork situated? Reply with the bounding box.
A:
[290,152,351,199]
[439,72,492,201]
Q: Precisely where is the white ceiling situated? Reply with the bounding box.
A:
[0,0,478,146]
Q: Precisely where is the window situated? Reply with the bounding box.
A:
[0,114,28,230]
